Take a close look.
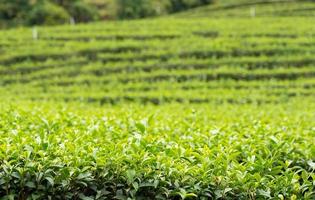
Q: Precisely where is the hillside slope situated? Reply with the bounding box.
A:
[175,0,315,17]
[1,17,315,105]
[0,2,315,199]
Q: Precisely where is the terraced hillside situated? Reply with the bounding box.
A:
[1,17,315,105]
[176,0,315,17]
[0,1,315,199]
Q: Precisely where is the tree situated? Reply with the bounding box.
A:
[116,0,152,19]
[115,0,214,19]
[169,0,215,12]
[27,1,70,25]
[0,0,216,27]
[0,0,31,26]
[68,1,99,23]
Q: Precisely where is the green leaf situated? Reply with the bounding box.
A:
[45,177,54,186]
[184,193,198,199]
[1,194,15,200]
[26,181,36,188]
[126,169,136,184]
[78,194,94,200]
[257,189,271,198]
[11,172,20,179]
[135,122,146,134]
[77,172,92,180]
[307,160,315,170]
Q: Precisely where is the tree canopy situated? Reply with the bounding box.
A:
[0,0,215,28]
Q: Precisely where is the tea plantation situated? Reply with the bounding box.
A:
[0,1,314,199]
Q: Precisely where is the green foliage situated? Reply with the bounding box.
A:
[68,1,100,23]
[2,0,314,26]
[169,0,215,12]
[0,0,216,26]
[175,0,315,17]
[115,0,214,19]
[0,0,99,27]
[116,0,149,18]
[27,1,70,26]
[0,0,31,27]
[0,103,313,199]
[0,2,315,199]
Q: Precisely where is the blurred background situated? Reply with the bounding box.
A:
[0,0,215,27]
